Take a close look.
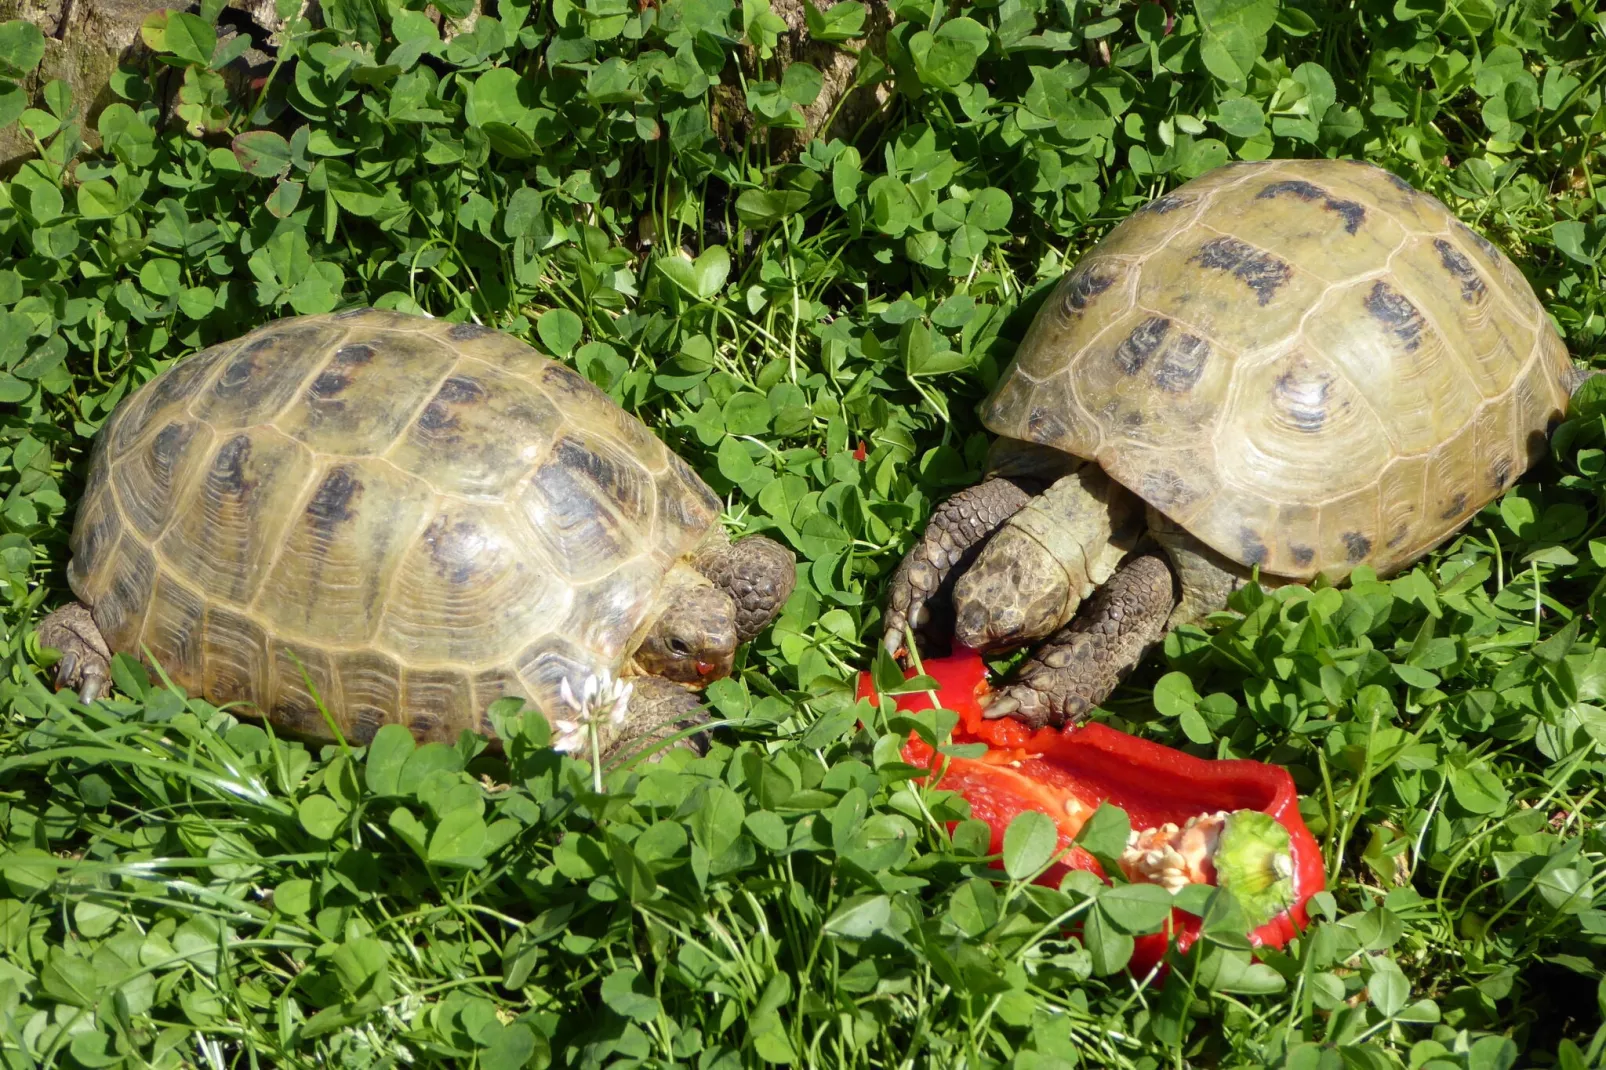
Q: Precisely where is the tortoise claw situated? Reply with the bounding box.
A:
[980,694,1019,719]
[79,674,107,705]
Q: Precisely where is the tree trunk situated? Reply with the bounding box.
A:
[711,0,892,161]
[0,0,288,172]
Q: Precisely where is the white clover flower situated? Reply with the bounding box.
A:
[551,670,633,753]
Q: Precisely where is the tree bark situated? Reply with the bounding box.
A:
[711,0,891,160]
[0,0,286,172]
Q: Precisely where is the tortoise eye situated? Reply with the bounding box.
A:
[668,638,691,656]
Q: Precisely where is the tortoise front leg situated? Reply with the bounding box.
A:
[603,675,711,761]
[881,477,1043,656]
[980,554,1176,730]
[693,532,797,642]
[37,602,112,703]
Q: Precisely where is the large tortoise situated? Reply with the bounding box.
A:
[883,158,1586,728]
[38,308,795,751]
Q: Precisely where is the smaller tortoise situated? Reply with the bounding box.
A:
[38,309,796,753]
[883,159,1590,729]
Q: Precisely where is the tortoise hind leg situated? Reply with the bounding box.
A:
[37,602,113,703]
[1146,506,1245,630]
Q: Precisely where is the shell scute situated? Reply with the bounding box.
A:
[189,319,345,430]
[142,574,207,687]
[268,640,341,738]
[519,449,636,583]
[388,362,563,498]
[380,502,570,665]
[158,428,316,606]
[200,605,269,709]
[400,668,475,743]
[336,650,403,739]
[1135,233,1326,357]
[92,537,158,655]
[254,459,436,646]
[109,419,213,542]
[280,331,459,455]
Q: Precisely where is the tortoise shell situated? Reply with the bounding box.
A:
[67,308,721,743]
[985,159,1574,581]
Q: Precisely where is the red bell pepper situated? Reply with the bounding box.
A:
[857,648,1323,977]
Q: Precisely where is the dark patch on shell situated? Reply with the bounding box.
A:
[271,698,324,736]
[1433,239,1486,303]
[1139,469,1195,508]
[1153,334,1210,393]
[418,404,457,432]
[424,515,484,584]
[1387,525,1410,548]
[1189,237,1291,306]
[1383,170,1417,194]
[1061,267,1115,315]
[310,371,351,400]
[1257,179,1324,202]
[437,375,485,404]
[1490,457,1512,489]
[670,452,721,515]
[553,435,646,519]
[1139,194,1186,215]
[1290,544,1315,566]
[409,712,441,735]
[540,362,603,400]
[305,466,362,532]
[1364,281,1425,351]
[1239,527,1268,566]
[1273,363,1333,433]
[1026,406,1069,442]
[306,341,376,403]
[1342,531,1372,563]
[334,307,376,320]
[418,375,485,433]
[1255,180,1367,234]
[1115,317,1170,375]
[1439,492,1468,520]
[141,346,227,415]
[214,345,265,395]
[348,710,384,746]
[1456,220,1500,260]
[150,422,188,470]
[1325,199,1366,234]
[212,435,253,497]
[447,322,492,340]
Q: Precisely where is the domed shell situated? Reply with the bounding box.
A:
[66,309,721,743]
[984,159,1575,581]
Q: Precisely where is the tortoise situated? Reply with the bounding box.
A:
[882,158,1589,729]
[36,308,796,752]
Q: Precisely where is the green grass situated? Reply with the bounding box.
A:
[1,0,1605,1066]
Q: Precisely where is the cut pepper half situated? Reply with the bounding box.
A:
[857,649,1324,977]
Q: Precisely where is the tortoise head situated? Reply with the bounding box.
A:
[635,582,738,685]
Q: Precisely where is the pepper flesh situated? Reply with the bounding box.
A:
[857,648,1324,976]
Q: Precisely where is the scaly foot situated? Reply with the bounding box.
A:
[36,602,112,703]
